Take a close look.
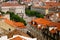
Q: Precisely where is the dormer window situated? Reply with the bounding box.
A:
[49,26,57,31]
[49,27,54,31]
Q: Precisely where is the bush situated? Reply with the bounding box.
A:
[36,13,44,18]
[25,9,44,18]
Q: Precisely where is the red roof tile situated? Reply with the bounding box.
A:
[50,29,56,34]
[0,16,3,18]
[10,36,23,40]
[14,22,26,28]
[32,18,52,26]
[45,2,60,6]
[4,18,25,28]
[31,18,60,31]
[2,2,22,6]
[55,23,60,31]
[4,18,15,27]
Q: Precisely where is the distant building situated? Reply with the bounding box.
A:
[20,0,32,6]
[29,18,60,40]
[31,1,60,15]
[0,18,16,34]
[0,17,26,36]
[45,12,60,22]
[1,1,26,18]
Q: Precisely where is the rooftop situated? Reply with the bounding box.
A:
[32,2,60,9]
[30,18,60,34]
[10,36,23,40]
[32,18,53,26]
[7,29,30,38]
[1,1,24,7]
[4,18,26,28]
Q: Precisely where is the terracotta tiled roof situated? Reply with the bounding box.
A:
[32,18,52,26]
[26,0,32,2]
[0,16,3,18]
[33,2,60,9]
[50,29,56,34]
[30,17,60,34]
[55,23,60,31]
[4,18,15,27]
[2,2,21,6]
[10,36,23,40]
[4,18,25,28]
[14,22,26,28]
[49,23,60,34]
[0,15,25,28]
[45,2,60,6]
[30,18,60,34]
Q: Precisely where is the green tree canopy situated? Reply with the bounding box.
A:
[6,11,27,25]
[25,9,44,18]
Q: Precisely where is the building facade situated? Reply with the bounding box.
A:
[1,1,26,18]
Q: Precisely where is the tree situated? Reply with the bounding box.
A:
[25,9,44,18]
[6,11,27,25]
[35,13,44,18]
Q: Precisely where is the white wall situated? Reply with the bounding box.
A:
[1,6,25,17]
[1,7,9,13]
[0,35,37,40]
[0,20,15,32]
[3,14,10,20]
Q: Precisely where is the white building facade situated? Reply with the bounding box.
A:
[1,1,26,18]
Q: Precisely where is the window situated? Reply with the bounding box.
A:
[9,28,11,31]
[9,8,15,12]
